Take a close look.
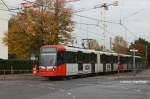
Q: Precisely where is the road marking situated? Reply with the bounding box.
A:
[120,80,150,84]
[67,92,72,95]
[135,89,141,92]
[77,84,96,86]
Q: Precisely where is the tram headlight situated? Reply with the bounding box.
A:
[52,67,56,72]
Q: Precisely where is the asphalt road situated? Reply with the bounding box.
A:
[0,76,150,99]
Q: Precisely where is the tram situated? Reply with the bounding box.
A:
[33,45,142,77]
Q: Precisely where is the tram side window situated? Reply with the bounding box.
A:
[82,53,90,63]
[91,53,97,63]
[106,55,113,63]
[57,52,65,65]
[126,57,130,64]
[101,54,113,63]
[113,56,118,63]
[101,54,118,63]
[120,57,127,64]
[77,52,82,63]
[77,52,97,63]
[100,54,106,63]
[109,55,114,63]
[65,52,77,63]
[120,57,123,64]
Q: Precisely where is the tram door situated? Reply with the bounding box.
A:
[78,51,83,73]
[78,63,83,71]
[91,63,95,73]
[91,53,96,73]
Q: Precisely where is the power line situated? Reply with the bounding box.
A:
[0,0,19,15]
[74,21,99,26]
[73,7,95,13]
[0,1,120,25]
[0,8,18,14]
[74,21,110,34]
[74,14,120,24]
[0,0,10,10]
[120,24,139,39]
[121,8,147,21]
[75,20,111,32]
[75,25,104,40]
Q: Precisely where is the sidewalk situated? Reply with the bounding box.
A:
[110,67,150,80]
[0,74,44,80]
[137,67,150,76]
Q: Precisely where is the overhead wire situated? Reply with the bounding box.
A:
[120,23,139,39]
[0,0,19,15]
[74,21,110,34]
[120,5,149,21]
[117,1,141,40]
[76,27,103,39]
[0,0,10,10]
[74,14,120,24]
[112,0,147,45]
[24,0,121,25]
[74,22,106,40]
[0,0,120,24]
[72,31,103,46]
[0,0,143,43]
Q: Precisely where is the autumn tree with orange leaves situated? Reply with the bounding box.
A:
[129,38,149,63]
[112,35,128,54]
[3,0,74,59]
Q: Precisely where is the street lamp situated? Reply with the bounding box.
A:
[130,49,138,75]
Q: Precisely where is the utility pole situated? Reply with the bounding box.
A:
[110,37,112,50]
[130,49,138,75]
[94,1,118,51]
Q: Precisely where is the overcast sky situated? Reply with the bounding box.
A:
[1,0,150,48]
[72,0,150,48]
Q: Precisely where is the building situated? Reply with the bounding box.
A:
[0,1,9,59]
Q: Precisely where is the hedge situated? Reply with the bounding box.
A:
[0,60,38,74]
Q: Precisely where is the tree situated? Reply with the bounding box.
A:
[3,0,74,59]
[112,35,128,54]
[129,43,145,57]
[86,39,102,50]
[129,38,150,64]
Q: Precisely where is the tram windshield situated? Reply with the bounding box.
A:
[40,47,57,66]
[40,53,56,66]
